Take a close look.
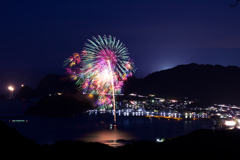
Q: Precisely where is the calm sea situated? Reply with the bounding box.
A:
[0,99,213,147]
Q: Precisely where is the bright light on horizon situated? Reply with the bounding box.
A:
[8,86,14,91]
[8,86,14,99]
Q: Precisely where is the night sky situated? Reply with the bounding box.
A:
[1,0,240,94]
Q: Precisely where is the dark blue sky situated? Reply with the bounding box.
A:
[1,0,240,94]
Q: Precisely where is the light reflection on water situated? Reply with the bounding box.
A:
[78,128,136,147]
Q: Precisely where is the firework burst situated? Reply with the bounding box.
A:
[65,35,136,109]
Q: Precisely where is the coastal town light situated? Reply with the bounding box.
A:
[8,86,14,91]
[8,86,14,99]
[225,120,236,126]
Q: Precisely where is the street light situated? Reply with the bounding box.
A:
[8,86,14,99]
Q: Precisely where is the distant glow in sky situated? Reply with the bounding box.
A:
[1,0,240,94]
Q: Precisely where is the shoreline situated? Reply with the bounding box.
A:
[1,120,239,158]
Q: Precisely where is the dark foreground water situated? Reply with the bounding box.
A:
[1,114,212,147]
[0,99,213,147]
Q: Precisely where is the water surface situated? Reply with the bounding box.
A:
[0,99,213,147]
[1,114,212,147]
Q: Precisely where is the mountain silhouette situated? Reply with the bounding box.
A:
[15,85,37,99]
[35,74,76,96]
[126,63,240,105]
[16,64,240,105]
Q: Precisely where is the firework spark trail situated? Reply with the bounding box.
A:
[107,59,116,123]
[64,35,136,111]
